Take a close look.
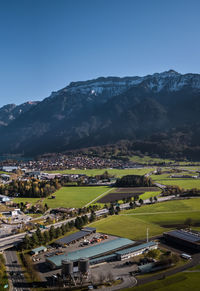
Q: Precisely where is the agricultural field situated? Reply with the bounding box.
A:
[47,167,156,177]
[90,198,200,240]
[97,187,160,203]
[14,186,112,208]
[126,264,200,291]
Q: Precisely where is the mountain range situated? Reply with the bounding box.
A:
[1,70,200,159]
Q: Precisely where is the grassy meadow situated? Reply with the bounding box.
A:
[14,186,112,208]
[90,198,200,240]
[151,173,200,189]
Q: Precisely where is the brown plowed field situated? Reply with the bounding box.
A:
[98,187,159,203]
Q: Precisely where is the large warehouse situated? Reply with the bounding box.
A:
[163,229,200,251]
[47,237,134,269]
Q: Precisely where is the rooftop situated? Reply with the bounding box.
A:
[164,230,200,243]
[32,246,47,253]
[47,237,134,267]
[55,228,96,245]
[115,241,157,256]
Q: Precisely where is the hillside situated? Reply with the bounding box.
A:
[0,70,200,159]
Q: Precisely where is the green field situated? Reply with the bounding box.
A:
[90,215,164,240]
[47,168,155,177]
[126,265,200,291]
[90,198,200,240]
[129,155,174,165]
[140,191,161,200]
[14,186,112,208]
[125,198,200,214]
[151,173,200,189]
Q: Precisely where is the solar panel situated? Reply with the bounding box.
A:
[56,230,89,245]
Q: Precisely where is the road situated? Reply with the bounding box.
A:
[0,195,177,251]
[4,249,30,291]
[137,252,200,286]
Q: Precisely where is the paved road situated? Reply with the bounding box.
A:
[98,275,137,291]
[137,252,200,286]
[4,249,30,291]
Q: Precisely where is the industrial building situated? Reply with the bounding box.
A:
[163,229,200,251]
[115,241,158,260]
[31,246,47,255]
[46,237,134,269]
[55,227,96,247]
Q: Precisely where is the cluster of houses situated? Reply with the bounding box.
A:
[0,154,132,172]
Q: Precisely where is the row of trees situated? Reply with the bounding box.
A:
[115,175,153,187]
[0,178,61,198]
[21,212,96,250]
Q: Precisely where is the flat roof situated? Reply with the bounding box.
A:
[83,227,96,232]
[115,241,157,256]
[90,254,117,264]
[32,246,47,253]
[55,227,96,245]
[47,238,134,267]
[164,230,200,243]
[55,230,90,245]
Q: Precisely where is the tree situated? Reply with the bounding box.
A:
[43,231,50,243]
[31,233,39,247]
[49,226,55,240]
[109,205,115,215]
[55,227,62,238]
[139,198,143,205]
[146,249,160,260]
[154,196,158,202]
[184,218,193,228]
[89,212,96,223]
[36,228,43,243]
[23,234,31,249]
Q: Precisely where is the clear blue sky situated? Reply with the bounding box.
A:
[0,0,200,107]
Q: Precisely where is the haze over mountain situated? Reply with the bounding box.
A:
[1,70,200,159]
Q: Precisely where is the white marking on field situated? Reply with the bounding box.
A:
[84,188,114,207]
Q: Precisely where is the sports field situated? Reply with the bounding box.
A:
[90,198,200,240]
[126,265,200,291]
[14,186,112,208]
[47,167,155,177]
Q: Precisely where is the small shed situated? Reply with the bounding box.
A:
[31,246,47,255]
